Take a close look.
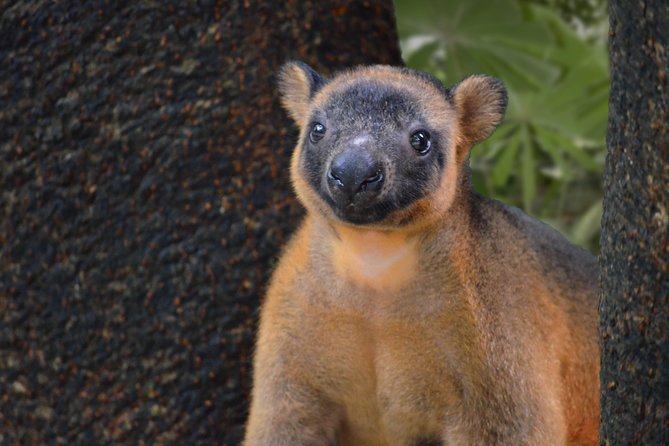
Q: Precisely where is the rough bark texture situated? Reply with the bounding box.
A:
[600,1,669,444]
[0,1,402,444]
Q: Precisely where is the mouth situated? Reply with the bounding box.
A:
[320,192,394,225]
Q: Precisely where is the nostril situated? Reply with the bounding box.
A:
[327,169,344,187]
[363,171,383,185]
[358,170,384,193]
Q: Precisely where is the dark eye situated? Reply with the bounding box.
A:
[410,130,431,155]
[310,123,326,143]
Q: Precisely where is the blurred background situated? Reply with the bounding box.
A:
[395,0,608,252]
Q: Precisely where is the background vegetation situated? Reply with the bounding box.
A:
[394,0,608,252]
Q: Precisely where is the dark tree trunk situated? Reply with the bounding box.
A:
[600,1,669,444]
[0,2,401,444]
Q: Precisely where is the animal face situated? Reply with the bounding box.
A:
[279,62,507,229]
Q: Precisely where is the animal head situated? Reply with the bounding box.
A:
[278,61,507,231]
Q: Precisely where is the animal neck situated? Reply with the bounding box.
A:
[326,223,421,293]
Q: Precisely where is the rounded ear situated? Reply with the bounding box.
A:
[451,75,507,155]
[278,61,326,125]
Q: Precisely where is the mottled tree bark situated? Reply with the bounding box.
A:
[0,1,401,444]
[600,1,669,444]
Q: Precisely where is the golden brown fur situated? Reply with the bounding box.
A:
[244,63,599,445]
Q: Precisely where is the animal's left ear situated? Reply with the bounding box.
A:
[278,61,326,125]
[450,75,507,155]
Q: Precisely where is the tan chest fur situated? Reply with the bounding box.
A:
[329,224,420,293]
[303,307,463,445]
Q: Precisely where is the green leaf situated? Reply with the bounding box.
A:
[569,200,603,247]
[534,126,601,172]
[491,128,522,186]
[403,40,441,72]
[521,126,537,212]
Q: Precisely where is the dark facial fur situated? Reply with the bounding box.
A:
[300,79,447,225]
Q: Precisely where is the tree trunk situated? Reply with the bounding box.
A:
[0,1,401,444]
[600,1,669,443]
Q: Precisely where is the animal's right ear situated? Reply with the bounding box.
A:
[449,75,507,160]
[278,61,325,124]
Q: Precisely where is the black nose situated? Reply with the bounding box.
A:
[327,150,384,199]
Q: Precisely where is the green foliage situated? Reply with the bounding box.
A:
[394,0,608,252]
[531,0,607,37]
